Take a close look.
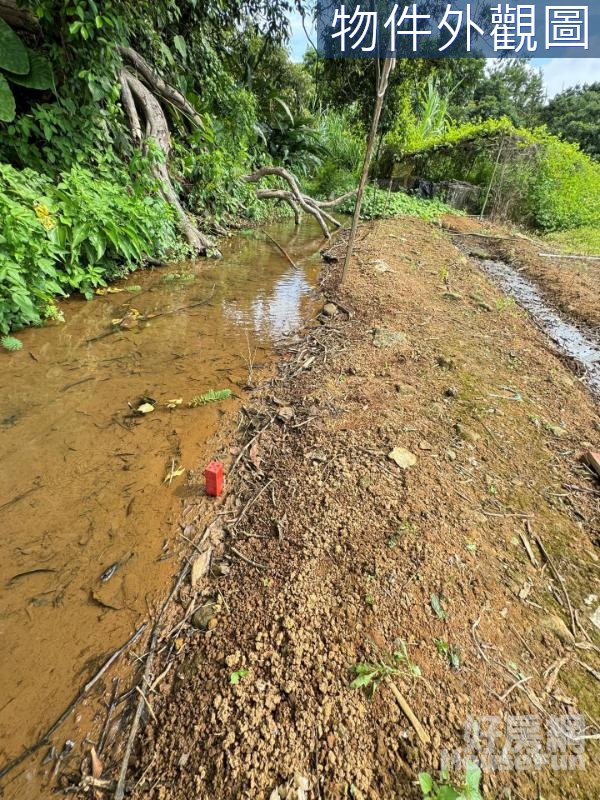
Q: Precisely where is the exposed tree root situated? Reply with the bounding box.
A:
[118,50,218,256]
[118,46,204,128]
[0,0,37,30]
[244,166,356,238]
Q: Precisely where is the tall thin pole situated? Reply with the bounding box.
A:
[340,57,395,285]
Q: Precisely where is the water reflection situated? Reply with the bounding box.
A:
[0,218,326,784]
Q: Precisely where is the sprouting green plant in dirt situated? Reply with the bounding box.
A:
[350,641,421,696]
[495,296,516,312]
[229,668,249,685]
[418,762,482,800]
[434,638,461,671]
[387,518,417,548]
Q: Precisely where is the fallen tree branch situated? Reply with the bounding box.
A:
[385,678,430,745]
[533,531,577,638]
[263,233,296,268]
[245,166,351,238]
[538,252,600,262]
[0,624,146,781]
[114,557,194,800]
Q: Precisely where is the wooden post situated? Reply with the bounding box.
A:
[340,57,395,285]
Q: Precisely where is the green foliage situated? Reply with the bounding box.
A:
[419,763,482,800]
[540,83,600,161]
[189,389,233,407]
[527,132,600,231]
[0,163,178,333]
[0,18,29,74]
[434,638,461,670]
[307,111,364,198]
[545,226,600,256]
[257,103,327,178]
[172,82,266,222]
[465,58,543,129]
[413,76,451,143]
[402,117,516,157]
[337,187,458,222]
[1,335,23,351]
[387,119,600,231]
[229,668,249,685]
[0,20,53,122]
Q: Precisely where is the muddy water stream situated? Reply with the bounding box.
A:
[480,259,600,396]
[0,219,325,794]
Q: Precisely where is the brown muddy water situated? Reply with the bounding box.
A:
[0,219,325,796]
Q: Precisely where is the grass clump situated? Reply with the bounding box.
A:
[350,642,421,696]
[1,335,23,351]
[544,225,600,256]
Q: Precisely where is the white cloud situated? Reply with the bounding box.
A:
[539,58,600,97]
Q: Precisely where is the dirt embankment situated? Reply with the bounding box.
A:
[110,217,599,800]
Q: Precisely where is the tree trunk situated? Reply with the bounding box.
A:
[118,46,204,129]
[341,58,395,284]
[0,1,37,30]
[121,70,216,255]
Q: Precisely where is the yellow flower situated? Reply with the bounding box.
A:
[33,201,56,231]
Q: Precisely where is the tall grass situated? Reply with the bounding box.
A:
[308,110,365,198]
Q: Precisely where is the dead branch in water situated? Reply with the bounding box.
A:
[114,552,195,800]
[244,166,353,239]
[263,233,296,268]
[0,624,146,781]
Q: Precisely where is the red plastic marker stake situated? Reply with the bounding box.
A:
[204,461,224,497]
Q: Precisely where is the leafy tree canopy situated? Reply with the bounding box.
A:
[540,82,600,160]
[464,58,544,129]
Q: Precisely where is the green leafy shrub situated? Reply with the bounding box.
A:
[257,101,327,178]
[382,118,600,231]
[338,187,459,222]
[172,84,268,223]
[526,133,600,230]
[0,163,178,333]
[308,110,365,198]
[0,19,53,123]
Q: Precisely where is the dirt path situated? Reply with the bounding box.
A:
[112,217,599,800]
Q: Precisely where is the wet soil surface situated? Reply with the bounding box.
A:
[0,220,324,798]
[478,258,600,396]
[444,216,600,335]
[120,217,599,800]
